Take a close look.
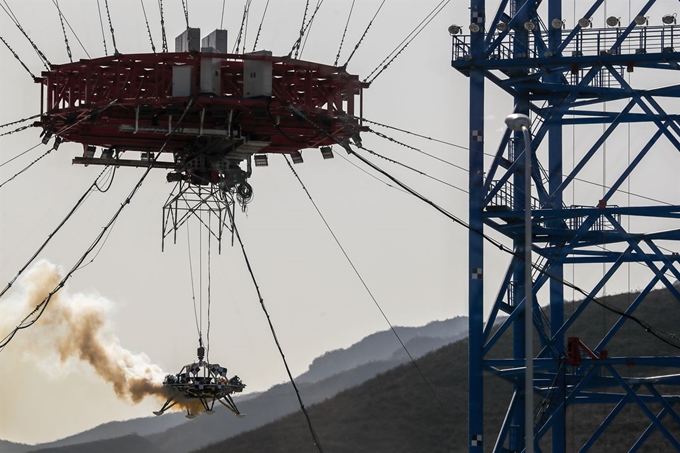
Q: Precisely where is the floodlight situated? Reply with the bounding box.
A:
[101,148,114,159]
[606,16,620,27]
[469,23,481,33]
[496,22,508,32]
[290,151,303,164]
[448,25,462,35]
[254,154,268,167]
[634,16,648,26]
[662,14,677,25]
[320,146,334,159]
[524,21,536,31]
[551,19,565,29]
[84,145,96,158]
[578,17,592,28]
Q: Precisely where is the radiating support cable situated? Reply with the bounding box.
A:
[53,0,72,62]
[0,36,35,80]
[0,166,112,299]
[140,0,156,53]
[283,154,450,414]
[96,0,108,55]
[251,0,270,51]
[158,0,168,52]
[0,1,50,69]
[0,98,194,351]
[104,0,119,55]
[228,209,325,453]
[342,0,384,68]
[365,0,450,83]
[334,0,355,66]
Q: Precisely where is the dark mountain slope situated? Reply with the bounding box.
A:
[196,288,680,453]
[29,435,164,453]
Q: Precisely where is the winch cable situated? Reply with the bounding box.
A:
[283,155,449,414]
[0,143,41,168]
[96,0,108,55]
[287,104,680,351]
[342,0,384,68]
[0,35,35,79]
[0,98,195,351]
[0,0,51,69]
[251,0,270,51]
[333,0,355,66]
[140,0,156,53]
[0,166,112,300]
[227,208,325,453]
[51,0,90,59]
[365,0,449,83]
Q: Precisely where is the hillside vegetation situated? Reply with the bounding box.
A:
[196,288,680,453]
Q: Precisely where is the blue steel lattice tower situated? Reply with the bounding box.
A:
[452,0,680,451]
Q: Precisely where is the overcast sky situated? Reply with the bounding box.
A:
[1,0,678,445]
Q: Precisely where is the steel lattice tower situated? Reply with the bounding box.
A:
[451,0,680,451]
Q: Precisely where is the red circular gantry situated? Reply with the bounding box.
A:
[35,50,368,180]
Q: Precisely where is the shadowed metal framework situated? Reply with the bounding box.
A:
[452,0,680,451]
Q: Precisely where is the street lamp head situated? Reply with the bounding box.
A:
[606,16,621,27]
[448,25,462,35]
[505,113,531,131]
[662,14,677,25]
[578,17,592,28]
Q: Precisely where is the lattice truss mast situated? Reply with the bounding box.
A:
[452,0,680,451]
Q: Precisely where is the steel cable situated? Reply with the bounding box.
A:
[342,0,384,68]
[0,35,35,78]
[0,98,195,351]
[0,1,50,69]
[227,208,325,453]
[283,154,451,415]
[334,0,355,66]
[140,0,156,53]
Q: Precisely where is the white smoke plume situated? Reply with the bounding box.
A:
[0,260,177,407]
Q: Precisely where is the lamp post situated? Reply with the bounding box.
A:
[504,113,534,453]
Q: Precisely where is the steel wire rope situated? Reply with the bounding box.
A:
[359,115,675,207]
[0,166,112,299]
[104,0,119,55]
[364,0,449,83]
[54,0,72,62]
[333,0,355,67]
[287,104,680,351]
[0,98,195,351]
[96,0,108,55]
[0,124,33,138]
[251,0,270,52]
[0,114,40,129]
[0,145,54,189]
[350,145,680,350]
[282,154,451,415]
[186,223,201,339]
[181,0,189,29]
[367,130,678,265]
[0,35,35,78]
[226,208,324,453]
[206,215,212,364]
[358,144,468,194]
[342,0,384,68]
[1,99,118,187]
[0,1,50,69]
[0,143,41,168]
[299,0,324,58]
[290,0,310,58]
[140,0,156,53]
[219,0,226,29]
[233,0,252,54]
[367,129,469,174]
[50,0,90,59]
[158,0,168,52]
